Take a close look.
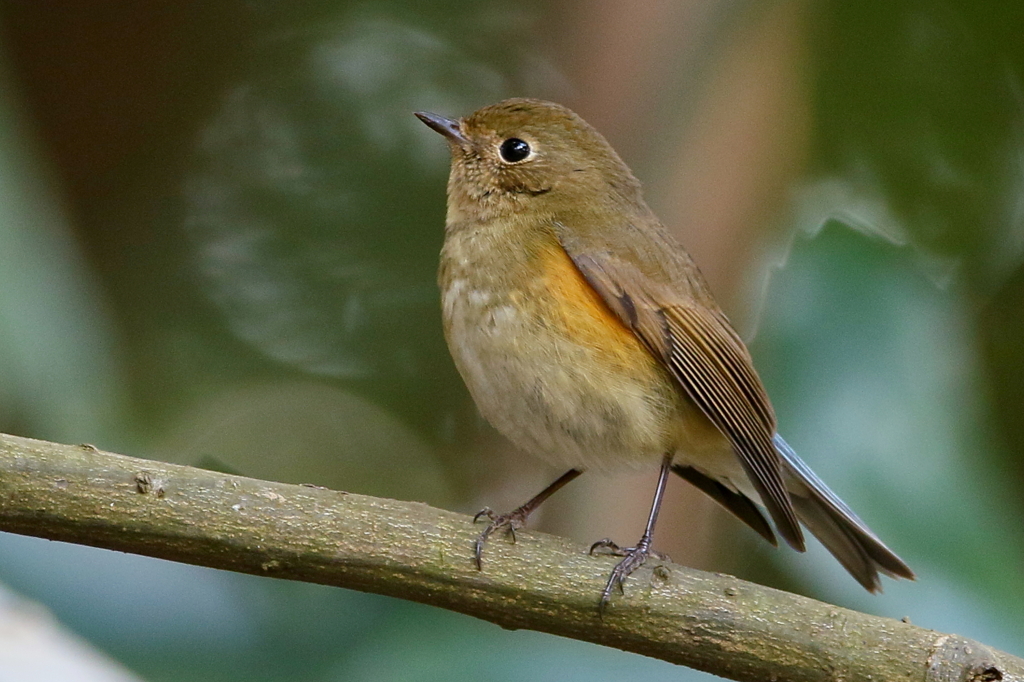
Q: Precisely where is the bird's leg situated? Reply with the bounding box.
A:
[591,453,673,612]
[473,468,581,569]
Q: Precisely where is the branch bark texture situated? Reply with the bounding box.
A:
[0,432,1018,682]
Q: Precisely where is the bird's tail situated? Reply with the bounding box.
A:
[773,434,915,592]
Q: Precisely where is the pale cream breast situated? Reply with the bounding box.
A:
[440,223,688,472]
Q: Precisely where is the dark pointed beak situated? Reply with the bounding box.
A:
[415,111,468,144]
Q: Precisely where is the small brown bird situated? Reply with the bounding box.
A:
[416,98,914,609]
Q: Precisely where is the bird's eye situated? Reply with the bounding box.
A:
[499,138,531,163]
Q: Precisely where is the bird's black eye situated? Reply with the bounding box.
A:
[499,138,531,163]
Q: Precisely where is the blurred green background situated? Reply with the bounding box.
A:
[0,1,1022,679]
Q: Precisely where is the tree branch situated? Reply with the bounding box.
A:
[0,432,1018,681]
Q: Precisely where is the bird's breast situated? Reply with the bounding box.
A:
[439,225,683,471]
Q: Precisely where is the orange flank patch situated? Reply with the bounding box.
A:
[536,244,654,372]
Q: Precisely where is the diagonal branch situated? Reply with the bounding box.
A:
[0,432,1019,681]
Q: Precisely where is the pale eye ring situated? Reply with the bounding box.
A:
[499,138,531,163]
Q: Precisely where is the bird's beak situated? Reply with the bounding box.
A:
[415,111,468,144]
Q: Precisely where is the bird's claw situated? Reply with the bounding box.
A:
[473,507,496,524]
[472,507,527,570]
[598,544,651,614]
[590,538,669,562]
[591,536,669,615]
[589,538,624,556]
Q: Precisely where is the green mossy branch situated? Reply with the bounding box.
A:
[0,433,1019,681]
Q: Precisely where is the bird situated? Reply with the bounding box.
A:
[415,98,914,609]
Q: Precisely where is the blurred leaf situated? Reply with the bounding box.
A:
[811,1,1024,289]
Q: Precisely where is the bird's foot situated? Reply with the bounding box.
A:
[472,506,530,569]
[589,538,670,562]
[590,537,668,613]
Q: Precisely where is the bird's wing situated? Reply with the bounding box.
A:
[560,238,804,550]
